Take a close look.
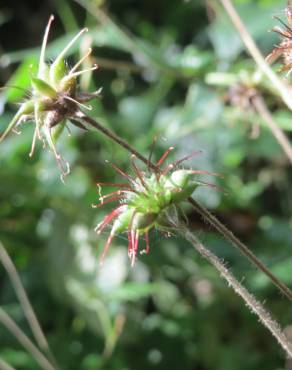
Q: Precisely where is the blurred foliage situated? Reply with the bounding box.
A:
[0,0,291,369]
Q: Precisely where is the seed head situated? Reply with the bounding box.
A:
[94,148,221,266]
[0,15,101,181]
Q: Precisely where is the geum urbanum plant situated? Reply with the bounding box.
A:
[94,147,220,266]
[0,15,100,180]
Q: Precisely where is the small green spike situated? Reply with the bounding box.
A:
[0,101,34,143]
[49,28,88,87]
[38,15,54,79]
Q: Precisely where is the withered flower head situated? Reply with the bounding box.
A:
[0,15,101,180]
[228,83,258,112]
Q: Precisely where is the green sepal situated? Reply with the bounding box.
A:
[133,212,157,231]
[59,75,77,94]
[0,100,34,142]
[171,183,197,203]
[113,208,134,233]
[165,170,199,203]
[31,76,57,98]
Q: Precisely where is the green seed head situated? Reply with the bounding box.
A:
[95,149,220,265]
[1,15,100,181]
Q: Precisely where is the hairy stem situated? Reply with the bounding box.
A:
[187,197,292,300]
[178,224,292,358]
[0,242,57,366]
[0,307,56,370]
[81,113,292,300]
[252,95,292,163]
[79,114,158,171]
[219,0,292,110]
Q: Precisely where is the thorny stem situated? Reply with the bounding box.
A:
[252,95,292,163]
[179,225,292,359]
[0,242,58,369]
[0,308,56,370]
[219,0,292,110]
[80,113,292,300]
[0,358,16,370]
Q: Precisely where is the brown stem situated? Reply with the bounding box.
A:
[78,113,158,171]
[179,225,292,359]
[252,95,292,163]
[0,308,56,370]
[0,358,16,370]
[187,197,292,301]
[0,242,59,369]
[80,113,292,300]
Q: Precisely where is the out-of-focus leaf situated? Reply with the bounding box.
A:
[4,57,37,103]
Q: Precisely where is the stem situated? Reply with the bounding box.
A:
[219,0,292,110]
[0,358,16,370]
[80,113,292,300]
[78,114,158,171]
[252,95,292,163]
[179,225,292,359]
[0,307,56,370]
[0,243,55,360]
[187,197,292,301]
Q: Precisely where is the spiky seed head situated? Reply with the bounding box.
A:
[0,16,100,181]
[94,148,220,265]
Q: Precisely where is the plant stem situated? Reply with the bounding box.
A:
[0,307,56,370]
[0,358,16,370]
[252,95,292,163]
[78,114,158,171]
[179,225,292,359]
[187,197,292,300]
[0,242,57,366]
[80,113,292,300]
[219,0,292,110]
